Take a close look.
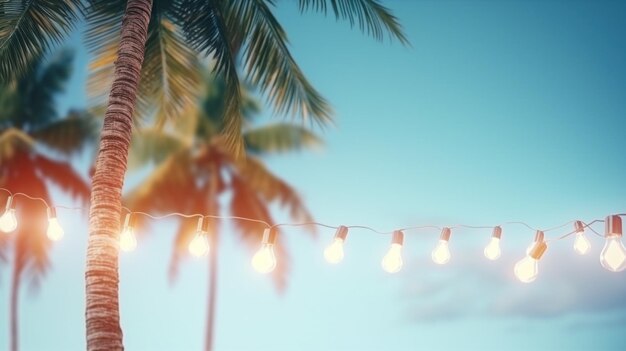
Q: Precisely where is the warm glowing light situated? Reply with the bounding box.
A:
[47,218,64,241]
[0,208,17,233]
[432,240,451,264]
[600,236,626,272]
[573,233,591,255]
[252,244,276,273]
[484,237,501,260]
[381,243,403,273]
[324,238,345,264]
[188,233,209,257]
[119,227,137,252]
[514,256,539,283]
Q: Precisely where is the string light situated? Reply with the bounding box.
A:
[432,227,452,265]
[2,188,625,282]
[514,231,547,283]
[46,207,65,241]
[188,217,210,258]
[381,230,404,273]
[573,220,590,255]
[252,228,277,274]
[600,215,626,272]
[484,226,502,261]
[119,213,137,252]
[324,226,348,264]
[0,196,18,233]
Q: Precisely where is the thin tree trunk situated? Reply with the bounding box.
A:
[85,1,153,350]
[9,261,21,351]
[205,231,219,351]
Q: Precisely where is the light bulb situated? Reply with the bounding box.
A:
[47,218,64,241]
[514,240,547,283]
[252,244,276,273]
[188,233,209,257]
[600,215,626,272]
[484,237,502,260]
[526,230,545,255]
[432,240,451,264]
[514,256,539,283]
[46,207,64,241]
[324,238,345,264]
[484,226,502,261]
[324,226,348,264]
[431,227,452,265]
[119,227,137,252]
[381,230,404,273]
[252,228,277,274]
[0,208,17,233]
[574,233,591,255]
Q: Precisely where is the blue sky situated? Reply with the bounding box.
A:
[2,0,626,350]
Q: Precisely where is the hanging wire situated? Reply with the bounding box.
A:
[0,187,619,243]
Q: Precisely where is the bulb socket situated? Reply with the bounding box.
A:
[334,225,348,241]
[201,216,211,233]
[440,227,451,241]
[262,228,278,245]
[391,230,404,246]
[4,196,13,211]
[605,215,623,237]
[123,213,136,228]
[534,230,544,243]
[47,207,57,219]
[492,226,502,239]
[529,241,547,260]
[574,220,585,234]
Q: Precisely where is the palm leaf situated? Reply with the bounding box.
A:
[244,123,323,154]
[297,0,409,44]
[0,0,82,81]
[127,128,187,169]
[32,155,90,205]
[30,110,96,155]
[0,128,34,164]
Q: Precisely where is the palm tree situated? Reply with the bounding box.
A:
[2,1,407,349]
[0,50,93,351]
[124,75,321,351]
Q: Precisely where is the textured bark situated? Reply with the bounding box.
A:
[9,262,21,351]
[85,1,153,350]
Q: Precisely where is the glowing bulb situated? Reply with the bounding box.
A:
[188,233,209,257]
[484,237,502,260]
[514,240,547,283]
[324,226,348,264]
[252,244,276,273]
[381,230,404,273]
[45,207,64,241]
[324,238,345,264]
[574,233,591,255]
[514,256,539,283]
[252,228,277,273]
[484,226,502,261]
[601,215,626,272]
[432,240,451,264]
[0,208,17,233]
[119,214,136,252]
[47,218,64,241]
[119,227,137,252]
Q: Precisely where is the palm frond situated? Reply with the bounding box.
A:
[32,155,90,205]
[0,0,82,81]
[297,0,409,44]
[228,0,333,126]
[244,123,322,154]
[0,128,34,164]
[30,110,96,155]
[174,0,244,156]
[136,7,203,125]
[127,128,187,169]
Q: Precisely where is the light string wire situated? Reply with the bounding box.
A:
[0,187,616,241]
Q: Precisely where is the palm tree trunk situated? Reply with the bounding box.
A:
[205,231,219,351]
[9,261,21,351]
[85,1,153,350]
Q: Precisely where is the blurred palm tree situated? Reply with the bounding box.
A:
[0,50,93,351]
[124,75,321,351]
[2,1,407,348]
